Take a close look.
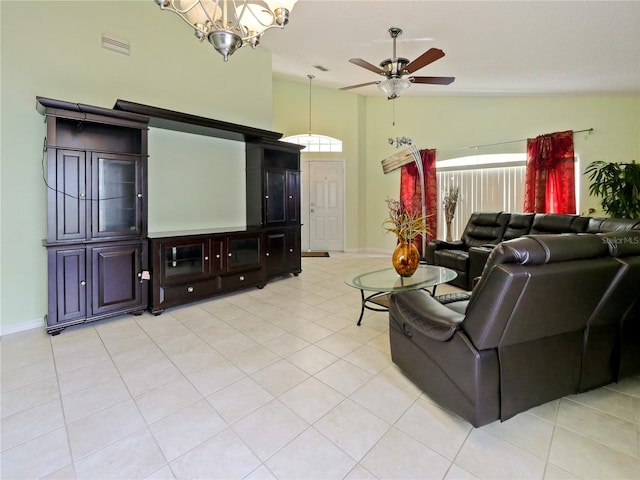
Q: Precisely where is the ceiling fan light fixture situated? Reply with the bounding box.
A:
[377,77,412,100]
[340,26,454,97]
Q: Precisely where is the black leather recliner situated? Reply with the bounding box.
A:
[425,212,509,289]
[580,230,640,391]
[430,212,640,292]
[390,234,627,427]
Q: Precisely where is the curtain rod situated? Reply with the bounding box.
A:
[439,128,593,152]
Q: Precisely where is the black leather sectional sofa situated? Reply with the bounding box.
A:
[426,212,640,289]
[390,231,640,427]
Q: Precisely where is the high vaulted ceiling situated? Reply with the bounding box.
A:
[259,0,640,96]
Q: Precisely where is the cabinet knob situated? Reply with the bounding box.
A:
[265,195,269,199]
[228,253,232,257]
[204,256,208,261]
[289,249,293,252]
[266,252,270,256]
[239,276,245,282]
[137,193,142,198]
[289,195,293,199]
[80,280,86,286]
[187,286,194,293]
[216,254,220,258]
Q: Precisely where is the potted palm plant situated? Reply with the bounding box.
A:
[585,160,640,219]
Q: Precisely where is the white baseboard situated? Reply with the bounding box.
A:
[0,318,44,337]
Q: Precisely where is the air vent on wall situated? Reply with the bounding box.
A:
[313,65,329,72]
[101,33,130,56]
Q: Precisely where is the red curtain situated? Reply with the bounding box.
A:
[400,149,438,256]
[523,130,576,214]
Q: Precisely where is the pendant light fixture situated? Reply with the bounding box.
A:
[282,75,342,152]
[154,0,298,61]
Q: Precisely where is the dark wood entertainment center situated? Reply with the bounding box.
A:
[39,97,303,334]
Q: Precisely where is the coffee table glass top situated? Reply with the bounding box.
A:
[345,265,457,293]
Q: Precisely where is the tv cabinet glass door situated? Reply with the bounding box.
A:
[160,239,210,284]
[91,153,143,238]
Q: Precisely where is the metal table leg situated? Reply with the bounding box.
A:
[357,290,391,326]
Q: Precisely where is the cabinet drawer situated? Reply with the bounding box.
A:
[159,279,219,305]
[220,270,263,291]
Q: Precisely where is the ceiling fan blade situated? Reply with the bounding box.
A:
[348,58,385,75]
[339,81,381,91]
[404,48,445,74]
[412,76,455,85]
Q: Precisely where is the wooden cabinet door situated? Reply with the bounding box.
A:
[286,228,302,273]
[265,231,287,276]
[265,169,287,225]
[90,242,144,316]
[210,239,224,274]
[226,234,261,272]
[50,150,87,243]
[158,238,211,285]
[286,170,300,224]
[48,247,87,326]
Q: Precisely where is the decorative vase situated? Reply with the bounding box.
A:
[392,240,421,277]
[446,221,453,242]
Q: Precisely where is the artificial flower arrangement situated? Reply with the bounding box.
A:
[383,198,430,243]
[443,186,460,224]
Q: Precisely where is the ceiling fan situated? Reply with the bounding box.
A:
[339,27,455,99]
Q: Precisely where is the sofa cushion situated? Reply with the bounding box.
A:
[588,217,640,234]
[433,249,468,271]
[477,233,607,270]
[529,233,609,263]
[530,213,588,234]
[503,213,535,240]
[461,212,509,248]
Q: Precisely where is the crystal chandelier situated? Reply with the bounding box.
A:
[154,0,298,61]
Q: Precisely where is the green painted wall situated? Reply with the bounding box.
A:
[365,95,640,252]
[0,1,273,331]
[272,81,640,254]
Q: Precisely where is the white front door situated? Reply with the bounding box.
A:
[305,160,344,252]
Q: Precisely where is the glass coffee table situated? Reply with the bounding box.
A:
[345,265,457,325]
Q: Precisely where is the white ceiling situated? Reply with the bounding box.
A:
[259,0,640,97]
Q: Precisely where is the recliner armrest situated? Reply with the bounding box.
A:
[390,290,465,342]
[435,240,466,250]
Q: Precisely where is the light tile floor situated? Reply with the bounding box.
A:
[1,253,639,479]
